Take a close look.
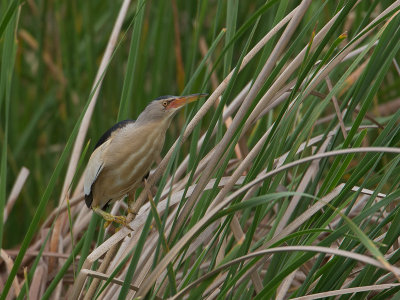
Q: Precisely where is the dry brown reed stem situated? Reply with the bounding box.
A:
[168,83,250,188]
[326,77,348,138]
[5,250,80,260]
[276,270,297,300]
[81,243,121,300]
[128,233,162,297]
[205,289,221,300]
[203,275,227,298]
[29,262,47,300]
[243,14,340,135]
[199,37,243,159]
[170,0,311,243]
[274,136,333,236]
[71,199,175,297]
[0,250,21,298]
[393,59,400,75]
[185,84,293,183]
[172,80,292,195]
[108,221,142,271]
[80,269,164,299]
[4,167,29,224]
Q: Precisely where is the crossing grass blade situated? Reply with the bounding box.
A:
[0,0,20,38]
[0,0,18,265]
[117,0,147,121]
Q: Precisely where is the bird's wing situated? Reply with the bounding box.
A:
[93,119,135,150]
[84,138,112,196]
[84,119,135,196]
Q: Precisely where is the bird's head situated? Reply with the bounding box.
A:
[137,93,207,124]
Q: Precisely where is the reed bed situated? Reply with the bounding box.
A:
[1,1,400,299]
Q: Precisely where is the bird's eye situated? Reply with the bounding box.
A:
[162,101,168,107]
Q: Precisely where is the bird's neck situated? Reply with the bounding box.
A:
[135,117,171,136]
[136,113,173,129]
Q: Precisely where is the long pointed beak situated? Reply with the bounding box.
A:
[169,93,208,109]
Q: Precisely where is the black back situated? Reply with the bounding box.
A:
[93,119,136,151]
[154,95,174,100]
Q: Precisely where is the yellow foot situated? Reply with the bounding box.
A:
[104,220,112,229]
[93,207,133,231]
[104,214,133,231]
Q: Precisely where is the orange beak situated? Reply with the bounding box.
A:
[169,93,208,109]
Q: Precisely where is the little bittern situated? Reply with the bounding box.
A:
[84,94,206,228]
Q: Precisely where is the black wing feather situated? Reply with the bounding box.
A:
[93,119,136,151]
[84,191,111,210]
[85,192,93,208]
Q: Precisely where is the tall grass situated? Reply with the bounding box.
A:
[1,0,400,299]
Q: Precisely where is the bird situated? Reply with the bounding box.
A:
[83,93,207,228]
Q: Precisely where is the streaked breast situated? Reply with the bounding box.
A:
[93,121,167,202]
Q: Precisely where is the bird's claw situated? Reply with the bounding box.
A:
[103,214,133,231]
[104,220,112,229]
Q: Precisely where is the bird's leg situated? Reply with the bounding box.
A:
[143,179,153,201]
[127,191,137,216]
[92,206,133,231]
